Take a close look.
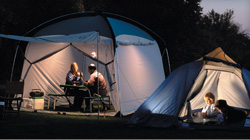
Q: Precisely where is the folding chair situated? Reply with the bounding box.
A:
[0,81,24,119]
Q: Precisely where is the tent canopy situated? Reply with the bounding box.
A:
[0,31,101,43]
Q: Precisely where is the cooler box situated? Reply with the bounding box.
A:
[31,97,44,110]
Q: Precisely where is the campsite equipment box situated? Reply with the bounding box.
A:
[31,97,44,110]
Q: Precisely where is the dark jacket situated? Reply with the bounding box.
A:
[215,100,247,123]
[222,106,247,123]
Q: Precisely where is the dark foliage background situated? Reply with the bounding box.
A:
[0,0,249,84]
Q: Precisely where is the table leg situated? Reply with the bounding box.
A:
[64,87,73,108]
[83,99,86,112]
[48,96,50,110]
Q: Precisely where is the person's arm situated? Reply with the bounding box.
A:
[88,74,96,86]
[76,72,83,85]
[66,72,76,84]
[201,105,208,118]
[79,78,83,85]
[83,74,95,87]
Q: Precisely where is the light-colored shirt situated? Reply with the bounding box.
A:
[88,70,107,96]
[202,104,220,122]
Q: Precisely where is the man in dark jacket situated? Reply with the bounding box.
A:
[215,100,247,124]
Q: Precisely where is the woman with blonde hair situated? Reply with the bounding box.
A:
[65,62,84,110]
[66,62,83,85]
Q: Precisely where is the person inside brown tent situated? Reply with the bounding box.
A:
[215,99,248,124]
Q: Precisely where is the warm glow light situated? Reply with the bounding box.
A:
[91,51,97,58]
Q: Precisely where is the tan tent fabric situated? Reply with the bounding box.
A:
[197,47,237,64]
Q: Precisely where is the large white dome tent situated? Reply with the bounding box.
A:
[2,11,170,116]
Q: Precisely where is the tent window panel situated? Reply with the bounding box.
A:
[217,72,250,110]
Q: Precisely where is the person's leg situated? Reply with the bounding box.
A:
[73,95,80,109]
[72,89,83,110]
[8,100,13,110]
[83,91,90,110]
[78,90,90,111]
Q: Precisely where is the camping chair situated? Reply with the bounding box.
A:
[0,81,24,119]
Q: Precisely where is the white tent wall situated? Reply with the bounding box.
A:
[21,37,115,106]
[114,43,165,115]
[22,46,84,103]
[218,71,250,108]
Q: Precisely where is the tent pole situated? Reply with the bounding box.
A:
[165,47,171,74]
[115,47,122,117]
[10,45,19,82]
[97,31,100,119]
[83,56,86,81]
[162,47,171,74]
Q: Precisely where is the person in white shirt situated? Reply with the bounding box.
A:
[201,92,221,124]
[83,64,107,96]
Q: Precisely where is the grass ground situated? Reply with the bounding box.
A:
[1,110,250,139]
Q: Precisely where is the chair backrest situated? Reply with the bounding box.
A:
[5,81,24,96]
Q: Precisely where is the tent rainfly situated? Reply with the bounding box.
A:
[128,47,250,128]
[1,12,170,116]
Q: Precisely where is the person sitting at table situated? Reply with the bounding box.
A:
[65,62,86,110]
[83,64,107,97]
[66,62,83,85]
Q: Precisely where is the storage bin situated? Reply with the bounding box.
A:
[31,97,44,110]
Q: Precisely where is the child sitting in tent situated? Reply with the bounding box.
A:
[215,99,248,124]
[201,92,221,124]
